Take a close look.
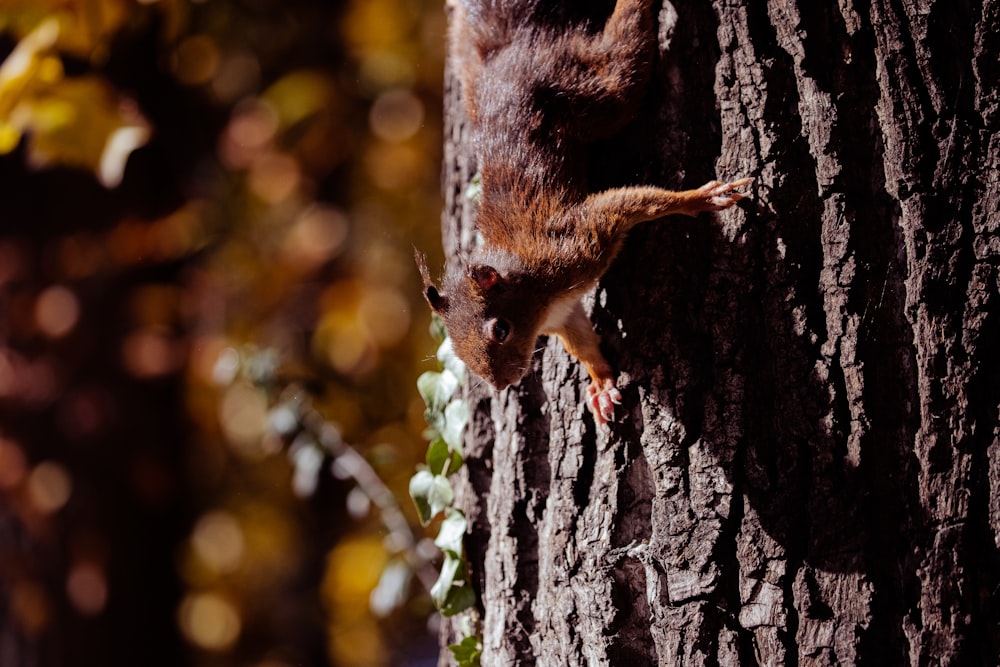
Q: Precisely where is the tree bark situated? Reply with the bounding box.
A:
[438,0,1000,665]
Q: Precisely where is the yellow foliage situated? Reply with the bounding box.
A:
[0,19,61,120]
[0,0,186,57]
[322,536,389,666]
[340,0,415,53]
[263,70,336,132]
[12,74,150,186]
[0,2,195,185]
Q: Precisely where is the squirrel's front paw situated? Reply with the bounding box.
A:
[587,378,622,425]
[694,178,752,211]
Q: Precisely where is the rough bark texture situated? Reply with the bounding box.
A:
[438,0,1000,665]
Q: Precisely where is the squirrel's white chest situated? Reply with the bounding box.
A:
[538,295,579,334]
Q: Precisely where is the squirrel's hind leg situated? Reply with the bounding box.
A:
[548,0,658,137]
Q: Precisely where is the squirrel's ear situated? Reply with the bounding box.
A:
[424,285,449,314]
[468,264,501,292]
[414,249,450,314]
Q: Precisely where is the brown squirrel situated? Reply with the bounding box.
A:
[417,0,750,424]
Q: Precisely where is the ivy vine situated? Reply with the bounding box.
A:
[410,318,482,666]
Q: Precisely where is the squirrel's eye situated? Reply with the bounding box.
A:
[491,319,511,343]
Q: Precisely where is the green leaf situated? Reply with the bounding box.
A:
[429,312,447,343]
[409,470,434,524]
[426,436,462,476]
[434,509,466,557]
[430,554,475,616]
[409,470,453,525]
[441,581,476,617]
[417,369,459,412]
[441,398,469,451]
[436,338,466,385]
[425,437,447,473]
[448,636,482,667]
[423,409,444,439]
[429,552,460,608]
[416,370,439,405]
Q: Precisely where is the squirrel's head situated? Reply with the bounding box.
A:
[415,250,547,390]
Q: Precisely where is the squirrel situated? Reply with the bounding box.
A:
[416,0,751,425]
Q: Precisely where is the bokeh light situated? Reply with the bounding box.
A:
[191,510,246,574]
[364,141,424,190]
[66,561,108,616]
[280,204,349,272]
[34,285,80,338]
[173,35,221,86]
[369,88,425,142]
[323,537,390,666]
[178,592,242,652]
[219,383,270,457]
[0,0,448,664]
[220,100,279,169]
[27,461,73,514]
[359,285,411,348]
[122,328,182,378]
[248,152,302,204]
[211,51,261,102]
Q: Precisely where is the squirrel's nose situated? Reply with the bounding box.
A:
[491,372,514,391]
[490,365,526,391]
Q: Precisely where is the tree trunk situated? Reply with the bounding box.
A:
[438,0,1000,665]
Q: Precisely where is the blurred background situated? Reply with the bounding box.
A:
[0,0,448,665]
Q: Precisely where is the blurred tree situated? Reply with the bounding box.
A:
[0,0,446,666]
[437,0,1000,665]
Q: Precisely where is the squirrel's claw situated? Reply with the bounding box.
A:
[588,380,622,426]
[695,178,753,211]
